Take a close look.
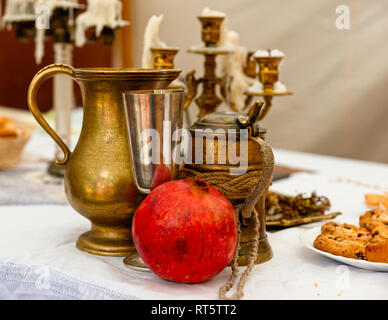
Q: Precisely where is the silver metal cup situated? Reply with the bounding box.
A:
[123,88,186,194]
[122,88,186,271]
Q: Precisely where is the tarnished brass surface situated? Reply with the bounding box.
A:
[184,70,198,111]
[243,51,257,79]
[244,56,293,120]
[198,16,224,47]
[238,196,273,265]
[185,52,230,118]
[189,101,267,166]
[196,54,223,118]
[151,48,179,70]
[150,48,186,90]
[28,64,181,256]
[255,56,282,92]
[184,16,232,117]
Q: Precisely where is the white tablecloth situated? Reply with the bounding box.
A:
[1,132,388,299]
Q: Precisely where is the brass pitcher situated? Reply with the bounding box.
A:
[27,64,181,256]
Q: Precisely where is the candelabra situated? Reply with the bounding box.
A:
[244,50,292,121]
[184,16,233,118]
[1,0,128,176]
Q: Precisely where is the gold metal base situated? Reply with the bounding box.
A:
[123,253,151,272]
[237,235,273,266]
[76,226,135,257]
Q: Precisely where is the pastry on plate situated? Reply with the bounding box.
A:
[313,193,388,264]
[320,222,371,241]
[359,209,388,232]
[365,222,388,263]
[313,222,371,260]
[365,240,388,263]
[364,193,388,210]
[314,214,388,263]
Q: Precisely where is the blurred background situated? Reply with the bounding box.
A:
[1,0,387,163]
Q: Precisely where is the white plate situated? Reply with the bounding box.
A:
[300,227,388,272]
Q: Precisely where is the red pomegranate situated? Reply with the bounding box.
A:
[132,178,237,283]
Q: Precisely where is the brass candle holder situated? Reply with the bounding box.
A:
[243,51,257,79]
[151,47,185,90]
[184,16,233,118]
[151,47,179,69]
[244,52,292,121]
[198,16,224,47]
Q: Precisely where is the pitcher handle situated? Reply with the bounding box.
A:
[27,64,76,166]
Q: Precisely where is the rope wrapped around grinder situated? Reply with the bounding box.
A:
[177,138,274,300]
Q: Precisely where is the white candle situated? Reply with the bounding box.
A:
[22,0,81,64]
[253,49,270,58]
[53,42,74,159]
[253,48,285,58]
[35,1,80,64]
[270,49,285,57]
[75,0,128,47]
[222,30,254,111]
[200,7,226,17]
[35,28,45,64]
[141,14,167,68]
[247,80,263,94]
[274,81,287,93]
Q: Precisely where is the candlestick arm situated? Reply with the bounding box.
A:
[184,70,199,110]
[258,96,273,121]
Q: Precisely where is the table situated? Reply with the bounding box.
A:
[1,130,388,299]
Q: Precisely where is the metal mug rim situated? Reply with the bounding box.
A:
[122,88,185,96]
